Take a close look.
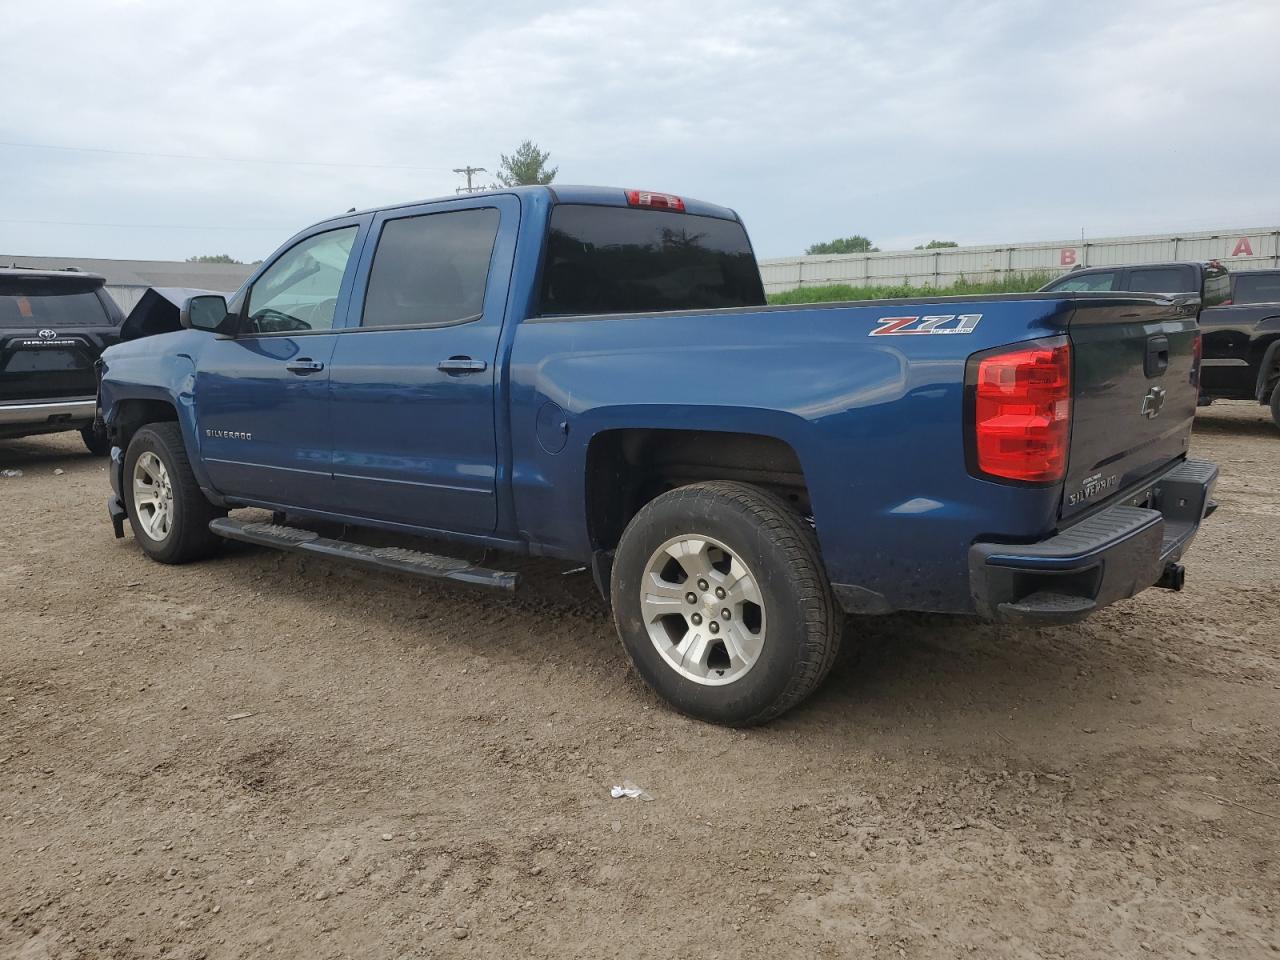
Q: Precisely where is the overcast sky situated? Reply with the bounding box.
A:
[2,0,1277,262]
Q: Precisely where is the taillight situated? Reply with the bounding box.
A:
[1192,331,1202,386]
[971,338,1072,484]
[625,189,685,212]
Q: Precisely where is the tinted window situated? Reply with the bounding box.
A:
[1232,273,1280,305]
[1126,267,1196,294]
[1046,271,1117,293]
[539,205,766,316]
[246,226,358,334]
[362,208,499,328]
[0,281,110,328]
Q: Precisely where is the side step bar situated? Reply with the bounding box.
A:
[208,518,518,591]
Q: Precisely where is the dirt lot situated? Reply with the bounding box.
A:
[1,402,1277,960]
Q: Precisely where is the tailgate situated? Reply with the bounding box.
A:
[0,330,106,402]
[1062,295,1199,521]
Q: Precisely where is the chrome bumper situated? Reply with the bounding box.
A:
[0,398,97,426]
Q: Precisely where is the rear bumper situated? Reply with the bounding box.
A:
[0,397,97,428]
[969,458,1218,624]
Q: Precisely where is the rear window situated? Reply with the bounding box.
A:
[1233,272,1280,305]
[1126,266,1196,294]
[538,204,766,316]
[0,280,111,328]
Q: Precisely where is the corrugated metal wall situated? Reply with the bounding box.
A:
[759,226,1280,295]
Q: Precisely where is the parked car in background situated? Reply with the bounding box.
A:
[1231,269,1280,306]
[1200,269,1280,426]
[98,186,1217,724]
[1,267,123,454]
[1041,262,1280,428]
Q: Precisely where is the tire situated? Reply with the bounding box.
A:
[81,422,110,457]
[123,422,224,564]
[610,481,842,726]
[1271,383,1280,430]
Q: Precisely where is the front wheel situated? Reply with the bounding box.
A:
[610,481,842,726]
[123,423,224,563]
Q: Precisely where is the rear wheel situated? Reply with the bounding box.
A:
[610,481,842,726]
[1270,383,1280,430]
[123,423,224,563]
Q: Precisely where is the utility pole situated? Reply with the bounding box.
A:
[453,165,487,194]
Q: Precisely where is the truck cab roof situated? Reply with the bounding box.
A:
[314,185,743,230]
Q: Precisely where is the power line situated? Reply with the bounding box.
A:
[0,217,289,231]
[453,165,488,194]
[0,139,455,173]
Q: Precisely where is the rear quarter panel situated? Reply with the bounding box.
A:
[508,297,1077,613]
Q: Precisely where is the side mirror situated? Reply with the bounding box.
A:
[180,294,233,334]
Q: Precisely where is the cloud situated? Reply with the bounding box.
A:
[1,0,1276,261]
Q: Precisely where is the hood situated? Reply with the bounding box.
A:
[119,286,219,341]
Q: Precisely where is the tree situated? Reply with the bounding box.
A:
[495,140,557,187]
[805,235,879,255]
[186,254,242,264]
[914,240,959,250]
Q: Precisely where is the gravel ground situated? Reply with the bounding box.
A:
[1,401,1277,960]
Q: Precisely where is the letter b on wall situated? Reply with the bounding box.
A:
[1060,249,1078,266]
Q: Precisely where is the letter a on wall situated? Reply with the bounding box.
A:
[1231,238,1253,257]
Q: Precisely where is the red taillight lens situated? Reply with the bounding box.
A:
[973,339,1072,483]
[1192,331,1203,385]
[625,189,685,212]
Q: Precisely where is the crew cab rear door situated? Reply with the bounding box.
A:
[326,194,518,535]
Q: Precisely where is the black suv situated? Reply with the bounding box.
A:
[1,267,124,454]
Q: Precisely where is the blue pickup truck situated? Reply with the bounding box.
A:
[98,186,1218,724]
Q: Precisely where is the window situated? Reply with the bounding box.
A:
[1126,267,1195,294]
[538,204,766,316]
[362,208,499,328]
[1046,271,1117,293]
[245,226,358,334]
[0,280,110,328]
[1232,273,1280,305]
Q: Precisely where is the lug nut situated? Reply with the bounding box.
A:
[697,579,709,591]
[715,586,726,599]
[721,608,731,620]
[709,621,720,634]
[691,613,703,625]
[685,592,697,604]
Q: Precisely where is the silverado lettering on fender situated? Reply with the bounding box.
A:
[98,186,1219,725]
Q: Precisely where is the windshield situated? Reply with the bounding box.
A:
[538,204,765,315]
[0,282,111,328]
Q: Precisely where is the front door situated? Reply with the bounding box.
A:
[195,221,365,507]
[327,195,517,535]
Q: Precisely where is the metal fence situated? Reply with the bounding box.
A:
[758,226,1280,295]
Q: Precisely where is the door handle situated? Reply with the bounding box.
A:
[285,359,325,374]
[437,357,488,374]
[1144,335,1169,378]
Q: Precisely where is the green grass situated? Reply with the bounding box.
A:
[766,272,1057,305]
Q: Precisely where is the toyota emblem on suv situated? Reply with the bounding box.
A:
[38,329,58,341]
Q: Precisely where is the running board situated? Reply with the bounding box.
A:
[208,518,518,591]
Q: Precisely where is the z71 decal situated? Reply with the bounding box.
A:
[870,314,982,336]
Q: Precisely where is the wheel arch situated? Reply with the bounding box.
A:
[580,426,813,596]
